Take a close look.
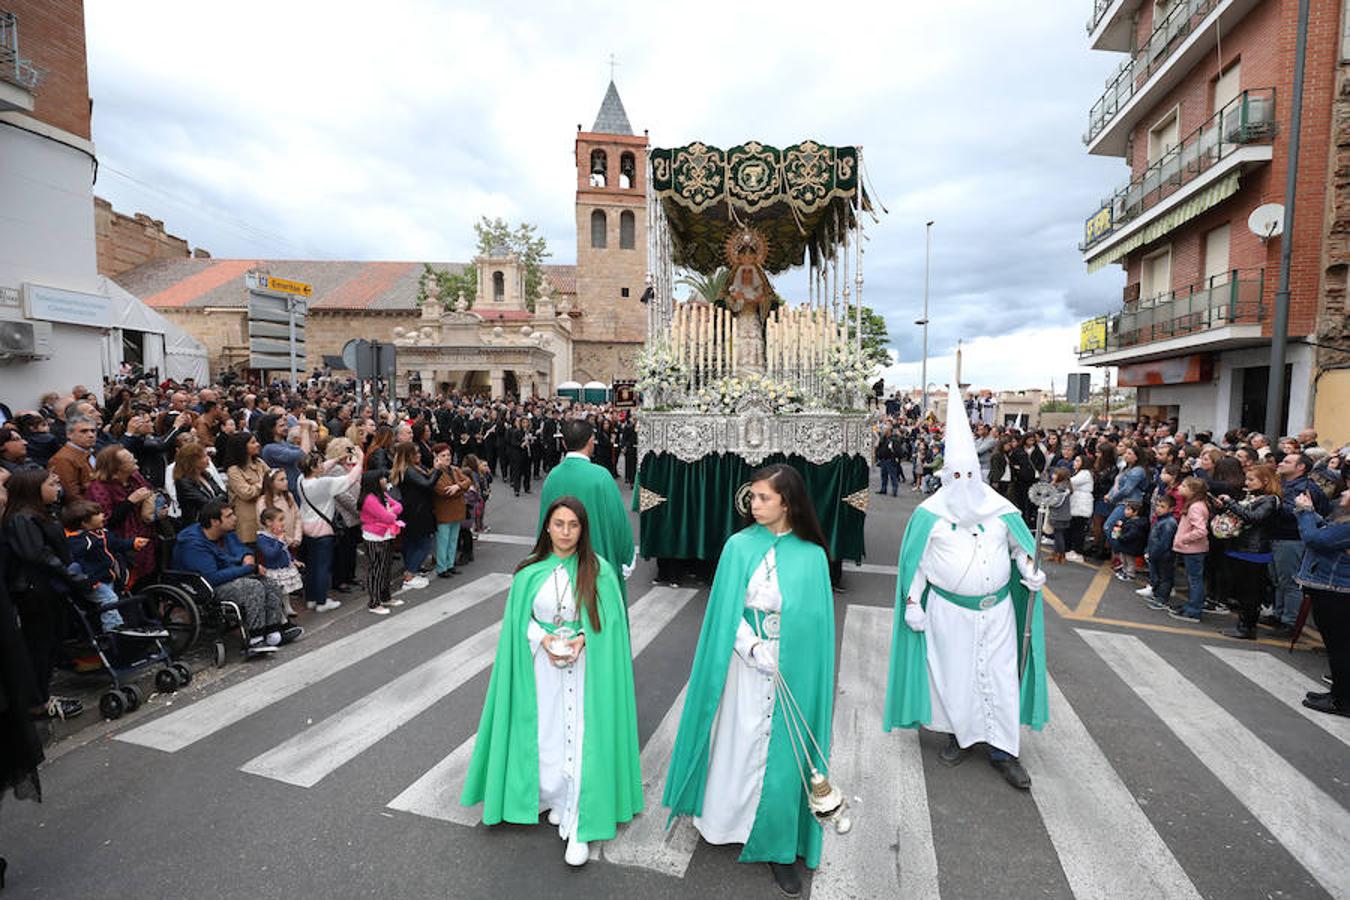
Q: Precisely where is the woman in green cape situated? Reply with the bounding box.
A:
[662,464,836,898]
[460,496,642,866]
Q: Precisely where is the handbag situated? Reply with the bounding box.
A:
[298,479,347,541]
[1210,510,1243,539]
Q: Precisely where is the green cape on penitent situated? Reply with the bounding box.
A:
[661,525,836,868]
[883,508,1049,732]
[539,456,636,602]
[459,553,643,842]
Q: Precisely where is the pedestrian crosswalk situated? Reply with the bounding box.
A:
[112,571,1350,899]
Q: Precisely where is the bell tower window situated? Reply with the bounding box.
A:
[591,210,608,249]
[492,270,505,302]
[619,152,636,189]
[590,149,608,188]
[620,210,636,249]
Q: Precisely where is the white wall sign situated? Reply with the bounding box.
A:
[22,283,114,328]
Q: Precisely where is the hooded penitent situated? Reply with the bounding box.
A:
[924,396,1016,526]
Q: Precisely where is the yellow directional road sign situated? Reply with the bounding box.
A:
[256,275,312,298]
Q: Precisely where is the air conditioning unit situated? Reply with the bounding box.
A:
[0,318,53,359]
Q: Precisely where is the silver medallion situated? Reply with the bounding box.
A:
[978,594,998,611]
[761,612,781,639]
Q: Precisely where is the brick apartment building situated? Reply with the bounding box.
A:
[1076,0,1350,443]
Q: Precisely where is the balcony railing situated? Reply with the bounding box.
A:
[0,11,40,91]
[1088,0,1122,34]
[1081,88,1275,251]
[1079,267,1266,357]
[1085,0,1221,144]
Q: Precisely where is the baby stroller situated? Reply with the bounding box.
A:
[64,580,192,720]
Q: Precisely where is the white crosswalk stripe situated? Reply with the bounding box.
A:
[813,605,940,900]
[387,586,697,824]
[117,573,511,753]
[1206,645,1350,749]
[1080,629,1350,900]
[1022,674,1200,900]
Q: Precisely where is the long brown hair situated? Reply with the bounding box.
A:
[363,423,394,470]
[1246,463,1283,498]
[174,443,208,482]
[516,496,602,632]
[389,442,420,485]
[260,468,292,509]
[748,463,829,553]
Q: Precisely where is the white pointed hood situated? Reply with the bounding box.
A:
[919,396,1017,526]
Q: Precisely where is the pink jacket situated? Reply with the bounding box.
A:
[1172,500,1210,554]
[360,492,405,538]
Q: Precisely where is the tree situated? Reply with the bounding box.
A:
[845,305,892,367]
[417,217,552,311]
[676,268,731,304]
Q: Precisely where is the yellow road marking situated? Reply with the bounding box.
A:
[1074,566,1114,618]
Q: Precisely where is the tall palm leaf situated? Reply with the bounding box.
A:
[675,267,730,304]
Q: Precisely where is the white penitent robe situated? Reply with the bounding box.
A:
[694,548,781,845]
[906,515,1034,756]
[526,565,586,840]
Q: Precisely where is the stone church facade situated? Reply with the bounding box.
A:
[105,82,649,395]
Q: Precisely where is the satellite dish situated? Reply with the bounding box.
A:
[1248,203,1285,241]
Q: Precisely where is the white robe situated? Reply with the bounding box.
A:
[694,548,781,845]
[905,515,1034,756]
[526,566,586,840]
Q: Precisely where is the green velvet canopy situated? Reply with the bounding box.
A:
[636,451,868,563]
[650,140,868,275]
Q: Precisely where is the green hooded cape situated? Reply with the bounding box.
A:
[661,525,836,868]
[539,456,636,603]
[460,553,643,841]
[883,508,1049,732]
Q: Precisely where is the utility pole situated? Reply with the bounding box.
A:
[1265,0,1310,439]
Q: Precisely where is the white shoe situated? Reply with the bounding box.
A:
[564,837,589,866]
[406,575,429,590]
[385,597,406,607]
[367,605,390,615]
[315,599,342,612]
[1134,586,1153,596]
[265,631,282,646]
[1064,551,1084,563]
[547,809,561,826]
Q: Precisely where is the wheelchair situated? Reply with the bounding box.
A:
[135,570,255,668]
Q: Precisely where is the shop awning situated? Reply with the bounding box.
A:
[1086,173,1241,274]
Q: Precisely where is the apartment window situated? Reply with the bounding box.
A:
[619,210,636,249]
[1148,108,1180,164]
[1140,247,1172,301]
[1204,224,1231,287]
[1213,61,1241,113]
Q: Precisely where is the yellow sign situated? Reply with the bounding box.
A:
[1084,205,1113,246]
[258,275,312,298]
[1080,317,1107,353]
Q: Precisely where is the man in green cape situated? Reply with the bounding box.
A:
[663,523,836,875]
[883,400,1048,790]
[460,552,643,852]
[538,419,637,602]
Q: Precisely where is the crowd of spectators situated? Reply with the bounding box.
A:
[874,406,1350,718]
[0,370,639,723]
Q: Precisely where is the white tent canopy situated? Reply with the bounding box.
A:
[583,380,607,390]
[557,380,583,391]
[100,277,210,385]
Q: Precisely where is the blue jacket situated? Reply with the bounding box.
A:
[1272,475,1329,542]
[1107,465,1148,506]
[171,522,254,586]
[66,527,135,588]
[1113,514,1149,555]
[1147,515,1178,558]
[1294,508,1350,592]
[256,532,292,570]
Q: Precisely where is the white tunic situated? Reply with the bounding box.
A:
[695,548,781,845]
[905,516,1032,756]
[525,565,586,840]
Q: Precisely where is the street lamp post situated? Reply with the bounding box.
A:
[918,220,933,415]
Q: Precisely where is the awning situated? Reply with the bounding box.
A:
[1086,172,1241,274]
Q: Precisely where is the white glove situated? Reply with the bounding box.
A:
[1021,569,1047,593]
[749,640,778,673]
[904,603,926,632]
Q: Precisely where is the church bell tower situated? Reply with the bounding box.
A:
[573,80,649,384]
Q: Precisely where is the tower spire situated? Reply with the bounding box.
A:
[592,79,633,135]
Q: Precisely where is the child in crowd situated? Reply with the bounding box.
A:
[470,457,493,533]
[256,506,304,618]
[1167,476,1212,622]
[359,470,404,615]
[1140,493,1179,607]
[1047,467,1073,564]
[1111,499,1149,582]
[1157,464,1185,519]
[62,499,162,638]
[256,468,303,551]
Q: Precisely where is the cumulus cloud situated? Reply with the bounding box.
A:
[85,0,1124,388]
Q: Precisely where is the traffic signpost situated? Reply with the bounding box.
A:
[246,273,311,387]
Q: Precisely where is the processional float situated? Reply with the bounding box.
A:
[635,140,881,568]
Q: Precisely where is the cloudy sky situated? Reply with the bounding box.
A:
[85,0,1126,392]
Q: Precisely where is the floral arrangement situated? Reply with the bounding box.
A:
[635,340,689,404]
[694,373,802,415]
[817,342,877,408]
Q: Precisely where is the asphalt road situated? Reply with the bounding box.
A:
[2,466,1347,900]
